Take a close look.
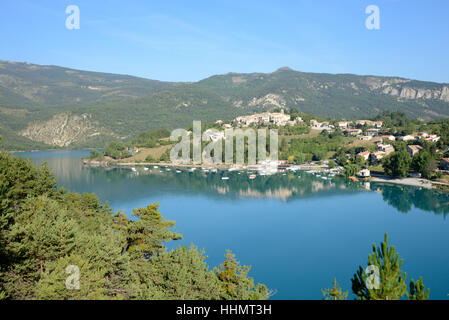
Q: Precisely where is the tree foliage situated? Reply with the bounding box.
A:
[411,151,435,179]
[0,152,268,300]
[214,250,269,300]
[351,233,429,300]
[382,151,411,178]
[322,278,348,300]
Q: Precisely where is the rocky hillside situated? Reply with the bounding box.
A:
[195,67,449,118]
[1,61,449,150]
[19,112,117,147]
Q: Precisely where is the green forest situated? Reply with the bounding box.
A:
[0,149,269,300]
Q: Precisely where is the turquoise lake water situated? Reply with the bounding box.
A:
[15,150,449,299]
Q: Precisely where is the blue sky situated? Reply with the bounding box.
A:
[1,0,448,83]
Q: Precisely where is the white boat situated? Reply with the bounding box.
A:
[131,167,137,172]
[211,168,217,173]
[153,166,158,169]
[166,168,171,171]
[143,167,149,171]
[221,176,230,180]
[176,170,181,173]
[189,168,196,172]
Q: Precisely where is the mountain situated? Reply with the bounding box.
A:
[0,60,175,107]
[0,59,176,149]
[1,60,449,149]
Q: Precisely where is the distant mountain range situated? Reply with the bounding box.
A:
[1,59,448,149]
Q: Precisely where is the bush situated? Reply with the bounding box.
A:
[145,155,157,162]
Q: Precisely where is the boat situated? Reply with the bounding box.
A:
[176,170,181,173]
[143,167,149,171]
[153,166,158,169]
[189,168,196,173]
[131,167,137,172]
[221,176,230,180]
[249,174,256,179]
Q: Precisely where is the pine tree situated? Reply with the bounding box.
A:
[351,233,408,300]
[322,278,348,300]
[123,203,182,258]
[35,253,110,300]
[132,245,222,300]
[408,277,430,300]
[0,151,270,300]
[214,250,269,300]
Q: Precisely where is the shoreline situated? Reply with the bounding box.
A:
[370,176,449,190]
[82,158,336,173]
[83,158,449,191]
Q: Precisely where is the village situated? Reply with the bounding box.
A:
[85,109,449,189]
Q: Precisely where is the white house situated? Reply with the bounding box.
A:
[399,135,415,141]
[338,121,352,129]
[359,135,372,141]
[357,169,371,177]
[357,151,371,161]
[381,135,396,141]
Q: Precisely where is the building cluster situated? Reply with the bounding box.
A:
[203,129,225,142]
[231,110,302,127]
[338,120,383,129]
[337,120,383,138]
[356,142,395,164]
[310,120,333,130]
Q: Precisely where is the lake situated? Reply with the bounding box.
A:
[15,150,449,299]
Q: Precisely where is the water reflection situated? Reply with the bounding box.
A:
[18,150,449,217]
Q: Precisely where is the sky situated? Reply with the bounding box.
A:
[1,0,449,83]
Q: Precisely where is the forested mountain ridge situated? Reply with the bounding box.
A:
[1,60,449,149]
[0,59,176,107]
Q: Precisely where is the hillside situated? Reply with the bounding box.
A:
[1,61,449,149]
[0,59,175,107]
